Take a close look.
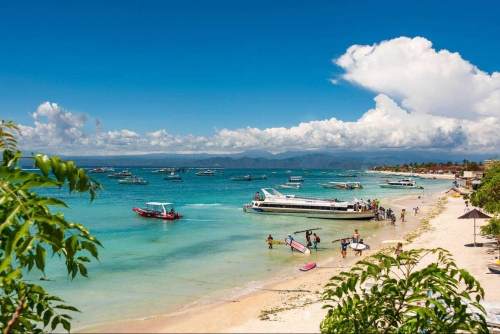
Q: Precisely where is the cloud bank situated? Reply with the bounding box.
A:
[17,37,500,155]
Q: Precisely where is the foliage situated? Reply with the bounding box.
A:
[471,160,500,214]
[0,120,103,333]
[320,248,488,334]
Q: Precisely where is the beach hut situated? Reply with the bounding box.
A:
[458,209,491,247]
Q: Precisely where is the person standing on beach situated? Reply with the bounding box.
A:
[341,239,350,258]
[305,230,312,247]
[288,234,294,251]
[267,235,273,249]
[353,229,360,243]
[313,233,320,251]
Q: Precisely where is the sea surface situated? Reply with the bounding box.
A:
[26,168,452,329]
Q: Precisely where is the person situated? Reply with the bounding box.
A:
[353,229,360,243]
[341,239,350,258]
[400,209,406,222]
[354,239,364,256]
[306,230,312,247]
[254,191,261,201]
[395,242,403,257]
[288,234,294,251]
[313,233,320,251]
[267,235,273,249]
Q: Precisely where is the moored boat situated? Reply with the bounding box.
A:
[132,202,182,220]
[118,177,149,185]
[243,188,374,219]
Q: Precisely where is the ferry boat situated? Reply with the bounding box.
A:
[107,170,135,178]
[196,169,217,176]
[118,177,149,185]
[243,188,374,220]
[319,181,363,190]
[288,176,304,182]
[378,178,423,189]
[132,202,182,220]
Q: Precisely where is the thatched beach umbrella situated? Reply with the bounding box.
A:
[458,209,491,247]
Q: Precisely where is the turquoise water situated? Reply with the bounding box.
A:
[27,169,452,329]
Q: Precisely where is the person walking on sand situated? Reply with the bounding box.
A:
[395,242,403,257]
[353,229,360,243]
[354,239,364,256]
[400,209,406,222]
[267,234,273,249]
[341,239,350,258]
[288,234,294,251]
[313,233,320,251]
[305,230,312,247]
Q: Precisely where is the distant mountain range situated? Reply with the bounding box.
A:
[49,150,495,169]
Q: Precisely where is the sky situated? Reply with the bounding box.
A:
[1,0,500,155]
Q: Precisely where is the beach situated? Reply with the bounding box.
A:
[85,186,500,333]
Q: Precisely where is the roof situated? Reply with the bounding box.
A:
[146,202,173,206]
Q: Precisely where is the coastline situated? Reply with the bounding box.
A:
[85,191,446,333]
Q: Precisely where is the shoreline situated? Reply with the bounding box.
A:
[84,191,445,333]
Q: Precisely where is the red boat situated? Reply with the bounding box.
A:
[132,202,183,220]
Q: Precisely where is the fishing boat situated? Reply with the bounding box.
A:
[89,167,114,173]
[243,188,374,219]
[378,178,423,189]
[487,263,500,274]
[319,181,363,190]
[196,169,217,176]
[107,170,135,178]
[231,175,252,181]
[132,202,182,220]
[118,177,149,185]
[288,176,304,182]
[277,182,302,189]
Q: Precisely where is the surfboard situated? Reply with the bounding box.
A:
[349,242,368,250]
[285,238,311,254]
[300,263,316,271]
[265,239,286,245]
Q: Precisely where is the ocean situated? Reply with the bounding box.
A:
[26,168,452,329]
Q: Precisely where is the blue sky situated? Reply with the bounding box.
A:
[1,0,500,155]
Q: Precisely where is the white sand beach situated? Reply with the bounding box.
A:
[86,189,499,333]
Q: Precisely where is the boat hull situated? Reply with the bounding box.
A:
[132,208,183,220]
[243,206,374,220]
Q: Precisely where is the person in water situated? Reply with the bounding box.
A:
[306,230,312,247]
[267,235,273,249]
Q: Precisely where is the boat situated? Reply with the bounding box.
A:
[118,177,149,185]
[277,182,302,189]
[132,202,183,220]
[378,178,423,189]
[243,188,374,219]
[487,263,500,274]
[319,181,363,190]
[89,167,114,173]
[107,170,135,178]
[196,169,216,176]
[164,172,183,181]
[288,176,304,183]
[231,175,252,181]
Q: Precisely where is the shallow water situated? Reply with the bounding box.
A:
[25,169,452,328]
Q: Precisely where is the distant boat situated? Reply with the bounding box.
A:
[196,169,216,176]
[118,177,148,185]
[277,182,302,189]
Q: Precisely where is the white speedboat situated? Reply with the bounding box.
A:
[196,169,216,176]
[319,181,363,190]
[243,188,374,219]
[378,178,423,189]
[107,170,135,178]
[277,182,302,189]
[118,177,149,185]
